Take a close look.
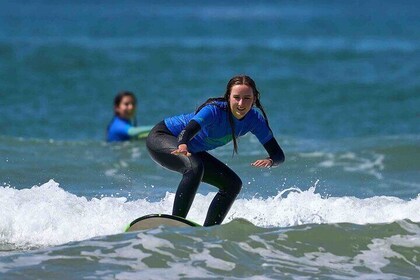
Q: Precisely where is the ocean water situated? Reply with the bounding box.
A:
[1,0,419,279]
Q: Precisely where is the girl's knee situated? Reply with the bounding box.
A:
[183,157,204,177]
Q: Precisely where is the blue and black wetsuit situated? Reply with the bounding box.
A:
[107,116,153,142]
[146,101,285,226]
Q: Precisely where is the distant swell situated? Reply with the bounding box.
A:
[1,36,418,53]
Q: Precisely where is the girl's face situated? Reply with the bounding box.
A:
[229,84,255,119]
[115,95,136,119]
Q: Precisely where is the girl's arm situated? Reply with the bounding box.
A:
[171,120,201,156]
[252,137,285,168]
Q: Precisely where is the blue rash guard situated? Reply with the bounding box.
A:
[164,101,273,153]
[107,116,132,142]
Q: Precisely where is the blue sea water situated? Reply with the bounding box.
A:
[0,1,419,279]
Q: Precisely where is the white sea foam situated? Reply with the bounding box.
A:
[0,180,419,247]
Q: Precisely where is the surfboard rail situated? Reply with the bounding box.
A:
[125,214,201,232]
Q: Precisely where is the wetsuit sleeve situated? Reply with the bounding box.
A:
[250,112,274,145]
[177,120,201,145]
[176,104,217,145]
[263,137,285,167]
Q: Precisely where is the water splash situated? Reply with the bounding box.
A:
[0,180,419,248]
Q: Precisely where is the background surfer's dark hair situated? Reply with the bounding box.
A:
[196,75,271,154]
[114,90,137,108]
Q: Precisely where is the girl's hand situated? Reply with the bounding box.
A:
[171,144,191,157]
[251,159,273,168]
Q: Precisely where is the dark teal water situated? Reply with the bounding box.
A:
[0,1,419,278]
[1,0,419,140]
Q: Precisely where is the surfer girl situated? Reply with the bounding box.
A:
[107,91,152,142]
[146,75,285,226]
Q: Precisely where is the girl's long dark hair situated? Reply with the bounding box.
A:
[196,75,271,154]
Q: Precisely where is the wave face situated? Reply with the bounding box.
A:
[1,181,419,278]
[1,180,419,249]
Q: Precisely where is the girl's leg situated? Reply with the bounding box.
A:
[197,152,242,226]
[146,122,204,218]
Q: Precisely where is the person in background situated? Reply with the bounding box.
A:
[107,91,152,142]
[146,75,285,226]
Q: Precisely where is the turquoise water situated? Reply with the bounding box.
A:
[1,1,419,279]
